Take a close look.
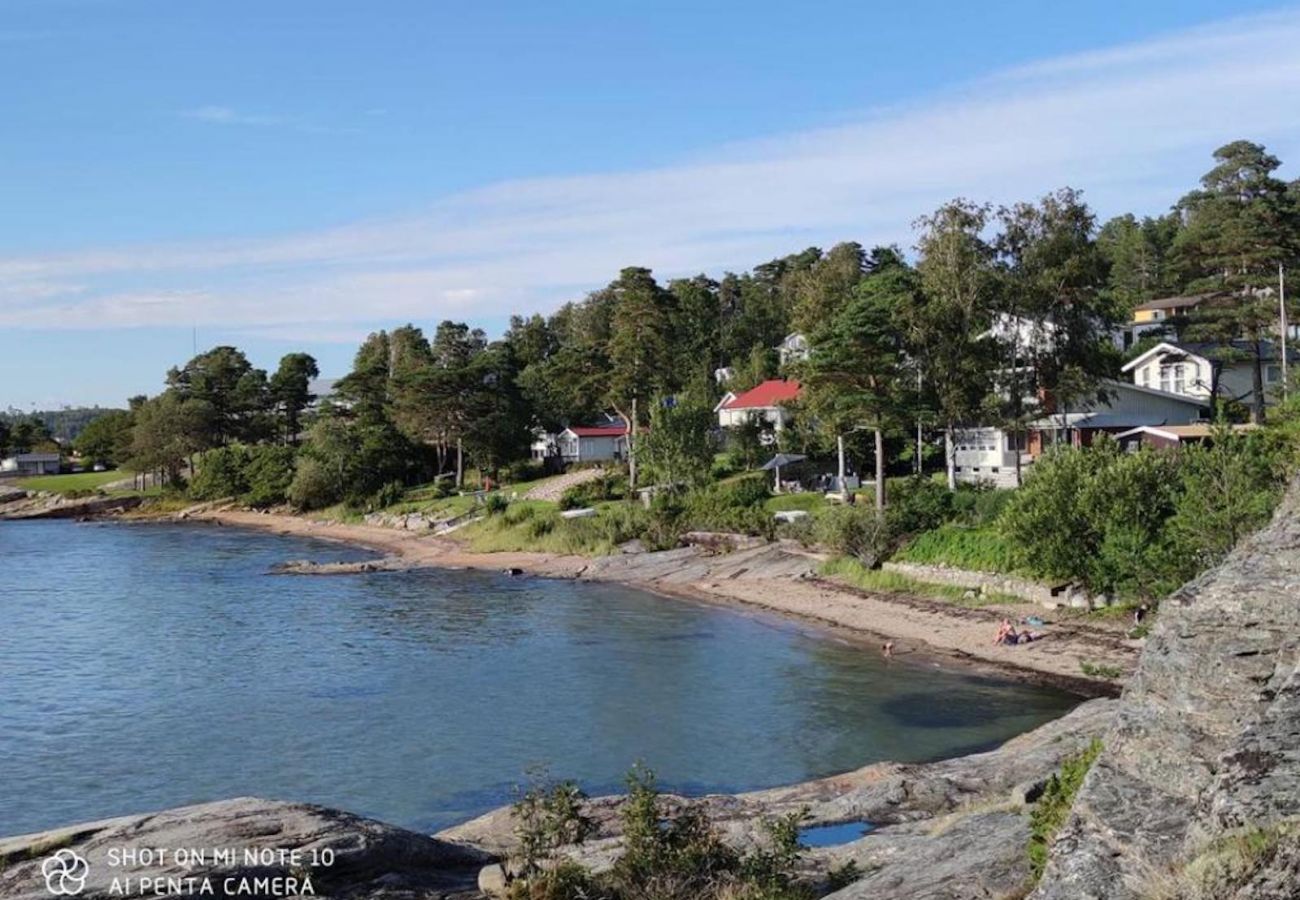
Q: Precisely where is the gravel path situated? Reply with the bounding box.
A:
[522,466,606,501]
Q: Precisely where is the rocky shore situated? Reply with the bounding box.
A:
[0,701,1115,900]
[14,479,1299,897]
[1031,475,1300,899]
[0,488,142,519]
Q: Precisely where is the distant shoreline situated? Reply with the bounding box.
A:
[164,506,1133,698]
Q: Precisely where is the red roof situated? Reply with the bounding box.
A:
[567,424,630,437]
[721,379,802,410]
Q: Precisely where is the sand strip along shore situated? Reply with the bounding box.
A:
[168,507,1136,695]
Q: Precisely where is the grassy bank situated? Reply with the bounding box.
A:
[459,500,650,556]
[893,523,1019,573]
[14,470,124,494]
[820,556,1022,607]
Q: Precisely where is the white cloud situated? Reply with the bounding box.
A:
[180,105,286,127]
[6,9,1300,336]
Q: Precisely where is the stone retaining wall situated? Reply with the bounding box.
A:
[881,561,1104,609]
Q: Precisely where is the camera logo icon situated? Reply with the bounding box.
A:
[41,849,89,896]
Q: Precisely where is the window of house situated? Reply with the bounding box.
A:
[1174,364,1185,394]
[1266,365,1282,384]
[1159,364,1171,393]
[1141,367,1150,388]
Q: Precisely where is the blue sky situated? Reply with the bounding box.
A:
[3,1,1300,409]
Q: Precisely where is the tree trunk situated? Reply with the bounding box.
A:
[455,439,463,488]
[944,425,956,491]
[1251,342,1267,424]
[1013,426,1023,488]
[628,397,638,490]
[837,433,848,501]
[1210,364,1223,421]
[874,428,885,510]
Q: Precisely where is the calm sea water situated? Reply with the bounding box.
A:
[0,520,1076,836]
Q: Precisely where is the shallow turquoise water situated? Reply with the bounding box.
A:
[0,520,1077,836]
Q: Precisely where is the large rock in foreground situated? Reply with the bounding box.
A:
[1033,478,1300,899]
[0,798,488,899]
[441,699,1115,899]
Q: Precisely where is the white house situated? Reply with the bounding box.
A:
[954,380,1209,486]
[776,333,809,366]
[715,379,802,432]
[556,425,632,463]
[0,452,61,476]
[1121,340,1294,410]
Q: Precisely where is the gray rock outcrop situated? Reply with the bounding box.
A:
[440,699,1115,897]
[0,798,489,899]
[1032,477,1300,899]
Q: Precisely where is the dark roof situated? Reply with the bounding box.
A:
[1132,292,1225,312]
[1162,340,1300,364]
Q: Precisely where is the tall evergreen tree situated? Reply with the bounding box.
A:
[1174,141,1300,421]
[801,252,915,508]
[606,267,674,488]
[269,352,319,444]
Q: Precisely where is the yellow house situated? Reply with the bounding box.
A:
[1131,293,1216,324]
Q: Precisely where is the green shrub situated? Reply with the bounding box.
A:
[815,505,892,566]
[1001,440,1181,598]
[511,776,596,877]
[504,762,821,900]
[368,479,407,512]
[501,459,546,484]
[559,472,628,510]
[972,488,1014,524]
[1027,739,1103,882]
[287,457,336,511]
[485,492,510,515]
[719,474,771,507]
[679,480,774,538]
[242,445,296,508]
[189,445,251,500]
[191,444,297,508]
[895,524,1017,573]
[885,476,952,536]
[710,452,743,480]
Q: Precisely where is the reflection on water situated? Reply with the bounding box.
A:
[0,520,1078,836]
[798,821,875,847]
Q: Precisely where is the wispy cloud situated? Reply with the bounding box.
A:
[179,105,288,127]
[6,9,1300,338]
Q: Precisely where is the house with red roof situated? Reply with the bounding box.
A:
[714,379,802,433]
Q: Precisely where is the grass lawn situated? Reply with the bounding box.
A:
[15,469,125,494]
[764,492,828,514]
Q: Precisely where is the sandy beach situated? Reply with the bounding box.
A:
[185,508,1138,695]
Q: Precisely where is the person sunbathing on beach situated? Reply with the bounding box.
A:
[994,619,1018,645]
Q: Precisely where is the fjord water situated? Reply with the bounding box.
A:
[0,520,1076,837]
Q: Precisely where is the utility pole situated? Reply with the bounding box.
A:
[837,433,848,501]
[914,368,923,475]
[1281,264,1290,401]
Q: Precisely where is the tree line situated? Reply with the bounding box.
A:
[103,139,1298,509]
